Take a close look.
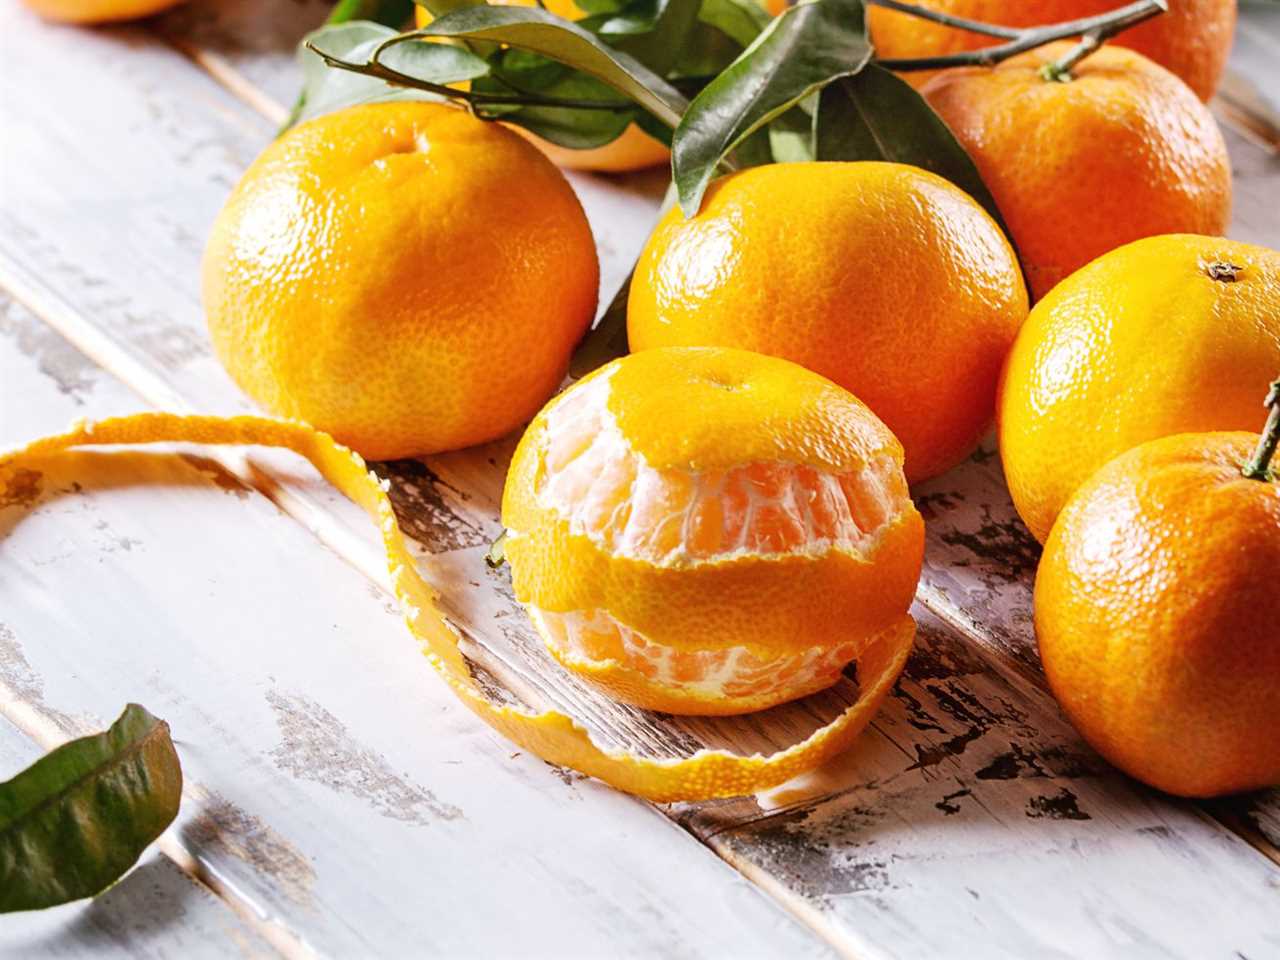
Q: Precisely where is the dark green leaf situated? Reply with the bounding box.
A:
[419,5,689,127]
[293,23,488,126]
[328,0,417,27]
[0,705,182,913]
[696,0,770,48]
[493,72,635,147]
[815,65,1010,240]
[600,0,701,79]
[414,0,486,18]
[671,0,871,215]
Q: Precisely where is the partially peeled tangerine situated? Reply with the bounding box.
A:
[1,348,922,800]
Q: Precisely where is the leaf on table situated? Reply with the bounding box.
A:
[418,5,689,128]
[0,704,182,913]
[671,0,872,215]
[292,22,489,127]
[815,65,1012,242]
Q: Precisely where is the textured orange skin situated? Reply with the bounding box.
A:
[414,4,669,172]
[627,162,1028,484]
[503,348,924,714]
[998,234,1280,543]
[868,0,1236,101]
[202,102,598,460]
[923,44,1231,301]
[1036,432,1280,798]
[21,0,182,23]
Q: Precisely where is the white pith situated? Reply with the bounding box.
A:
[533,367,905,568]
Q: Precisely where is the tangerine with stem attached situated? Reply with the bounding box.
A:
[923,42,1231,300]
[501,347,925,715]
[1035,381,1280,797]
[868,0,1236,101]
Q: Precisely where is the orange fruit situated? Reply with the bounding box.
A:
[21,0,181,22]
[415,3,669,172]
[202,102,598,460]
[501,346,924,715]
[626,161,1028,484]
[923,43,1231,300]
[998,234,1280,543]
[1036,429,1280,797]
[867,0,1236,101]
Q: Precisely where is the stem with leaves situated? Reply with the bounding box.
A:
[870,0,1168,75]
[1242,377,1280,482]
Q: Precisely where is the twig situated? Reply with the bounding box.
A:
[1242,377,1280,481]
[864,0,1020,40]
[876,0,1168,73]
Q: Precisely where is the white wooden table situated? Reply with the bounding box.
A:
[1,2,1278,956]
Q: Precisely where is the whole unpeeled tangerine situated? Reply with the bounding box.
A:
[998,234,1280,543]
[868,0,1236,101]
[627,161,1028,484]
[22,0,182,22]
[202,102,598,460]
[923,43,1231,300]
[1036,431,1280,797]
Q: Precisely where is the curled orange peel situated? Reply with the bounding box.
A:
[0,413,914,802]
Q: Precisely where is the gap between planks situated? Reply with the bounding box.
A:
[33,11,1280,896]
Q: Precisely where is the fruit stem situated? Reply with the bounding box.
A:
[1242,378,1280,482]
[876,0,1168,73]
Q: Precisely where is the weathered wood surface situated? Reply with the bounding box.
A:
[0,295,836,956]
[3,1,1280,956]
[0,714,277,960]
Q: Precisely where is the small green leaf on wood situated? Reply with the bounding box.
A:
[671,0,871,215]
[815,64,1011,242]
[0,704,182,913]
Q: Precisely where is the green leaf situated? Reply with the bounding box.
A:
[0,705,182,913]
[293,23,489,126]
[767,99,816,163]
[815,65,1011,240]
[286,1,419,127]
[598,0,701,79]
[328,0,417,27]
[414,0,486,18]
[491,71,635,148]
[419,5,689,128]
[672,0,871,215]
[696,0,770,48]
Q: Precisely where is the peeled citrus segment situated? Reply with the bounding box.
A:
[0,413,914,802]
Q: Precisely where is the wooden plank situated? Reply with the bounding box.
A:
[0,298,837,956]
[6,4,1280,956]
[0,714,278,960]
[681,607,1280,960]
